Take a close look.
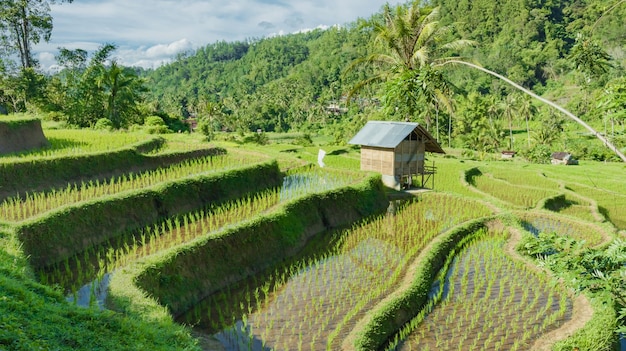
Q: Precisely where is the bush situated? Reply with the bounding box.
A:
[519,144,551,163]
[242,132,269,145]
[43,111,66,122]
[195,118,214,141]
[144,116,166,127]
[144,116,170,134]
[293,133,313,146]
[94,118,114,131]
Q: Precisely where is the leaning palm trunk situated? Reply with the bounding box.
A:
[442,60,626,163]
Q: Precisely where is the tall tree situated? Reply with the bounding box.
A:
[569,33,612,84]
[0,0,73,70]
[347,1,473,128]
[96,61,146,128]
[455,92,504,155]
[50,43,146,128]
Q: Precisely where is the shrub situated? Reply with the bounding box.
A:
[94,118,114,131]
[520,143,551,163]
[195,118,214,141]
[144,116,166,127]
[144,116,170,134]
[242,132,269,145]
[43,111,66,122]
[293,133,313,146]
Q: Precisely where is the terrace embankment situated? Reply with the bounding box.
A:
[0,118,48,155]
[347,217,492,351]
[15,160,283,269]
[110,174,389,319]
[0,136,227,200]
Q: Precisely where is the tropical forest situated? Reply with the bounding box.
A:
[0,0,625,350]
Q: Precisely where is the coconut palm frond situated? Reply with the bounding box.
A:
[441,39,477,51]
[345,73,385,104]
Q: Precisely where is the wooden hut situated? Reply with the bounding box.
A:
[349,121,445,190]
[551,152,578,165]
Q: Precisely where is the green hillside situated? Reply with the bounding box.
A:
[139,0,625,161]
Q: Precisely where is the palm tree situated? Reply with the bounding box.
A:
[346,2,473,129]
[96,61,146,128]
[569,33,612,84]
[516,94,537,148]
[500,94,517,150]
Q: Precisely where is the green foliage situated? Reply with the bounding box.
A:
[195,118,214,140]
[144,116,166,127]
[569,33,613,83]
[141,25,375,133]
[143,116,169,134]
[519,142,552,164]
[567,136,620,161]
[93,117,114,131]
[45,44,148,129]
[293,133,313,146]
[454,92,505,154]
[0,1,72,70]
[519,232,625,347]
[242,132,269,145]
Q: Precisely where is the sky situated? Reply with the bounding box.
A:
[33,0,405,71]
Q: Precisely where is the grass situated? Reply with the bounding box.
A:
[0,152,261,222]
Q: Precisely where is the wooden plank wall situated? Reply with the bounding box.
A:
[361,146,394,175]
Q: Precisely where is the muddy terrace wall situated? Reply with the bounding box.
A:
[15,160,282,269]
[0,119,49,155]
[0,136,226,198]
[110,174,388,318]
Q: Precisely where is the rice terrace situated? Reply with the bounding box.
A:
[0,115,624,351]
[1,0,626,350]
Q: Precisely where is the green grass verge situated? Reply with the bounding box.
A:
[0,227,199,351]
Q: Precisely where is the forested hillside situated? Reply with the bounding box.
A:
[141,0,625,160]
[144,26,378,135]
[0,0,624,161]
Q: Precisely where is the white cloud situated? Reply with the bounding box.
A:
[145,39,194,58]
[33,0,405,71]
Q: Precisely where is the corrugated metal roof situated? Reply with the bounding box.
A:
[348,121,418,148]
[348,121,445,153]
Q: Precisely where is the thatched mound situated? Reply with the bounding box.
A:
[0,119,49,155]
